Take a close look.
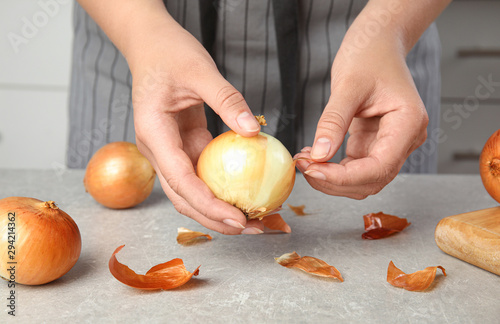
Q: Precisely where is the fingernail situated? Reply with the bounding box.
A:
[296,159,312,170]
[223,219,245,229]
[301,146,312,153]
[304,170,327,180]
[311,138,331,160]
[241,227,264,235]
[236,112,260,132]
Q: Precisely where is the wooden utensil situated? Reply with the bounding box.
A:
[435,206,500,276]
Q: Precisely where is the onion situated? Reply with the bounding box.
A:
[479,129,500,203]
[197,130,296,220]
[84,141,156,209]
[0,197,81,285]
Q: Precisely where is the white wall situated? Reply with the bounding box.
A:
[0,0,73,169]
[436,0,500,174]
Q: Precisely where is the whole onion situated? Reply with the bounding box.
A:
[0,197,81,285]
[84,142,156,209]
[480,129,500,203]
[197,130,296,220]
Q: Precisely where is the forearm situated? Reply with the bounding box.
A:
[345,0,451,56]
[76,0,179,65]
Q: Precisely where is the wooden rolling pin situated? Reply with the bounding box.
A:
[435,206,500,276]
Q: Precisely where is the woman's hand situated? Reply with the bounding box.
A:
[130,12,266,235]
[295,44,428,199]
[294,0,451,199]
[78,0,264,234]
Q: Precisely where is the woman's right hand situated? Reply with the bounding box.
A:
[78,0,264,234]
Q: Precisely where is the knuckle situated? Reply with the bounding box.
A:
[134,137,148,155]
[367,184,384,196]
[417,128,428,147]
[418,106,429,127]
[171,199,188,216]
[165,174,182,197]
[318,110,347,135]
[335,174,351,187]
[219,227,237,235]
[215,86,245,112]
[353,194,369,200]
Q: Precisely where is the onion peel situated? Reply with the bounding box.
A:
[387,261,446,291]
[108,245,200,290]
[287,204,309,216]
[275,252,343,281]
[261,214,291,233]
[362,212,410,239]
[176,227,212,245]
[255,115,267,126]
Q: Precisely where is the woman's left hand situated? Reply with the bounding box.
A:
[295,21,428,199]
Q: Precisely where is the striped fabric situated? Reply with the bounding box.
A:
[67,0,441,174]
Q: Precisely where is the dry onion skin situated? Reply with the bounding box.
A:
[108,245,200,290]
[387,261,446,291]
[362,212,411,240]
[479,129,500,203]
[275,252,344,281]
[0,197,81,285]
[261,214,291,233]
[197,121,296,220]
[287,204,309,216]
[176,227,212,245]
[84,141,156,209]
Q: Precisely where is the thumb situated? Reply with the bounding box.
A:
[197,72,260,137]
[311,95,357,162]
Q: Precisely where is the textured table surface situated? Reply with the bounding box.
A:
[1,169,499,323]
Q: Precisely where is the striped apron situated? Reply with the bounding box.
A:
[67,0,441,174]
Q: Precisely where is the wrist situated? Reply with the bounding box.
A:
[342,0,450,57]
[119,10,175,70]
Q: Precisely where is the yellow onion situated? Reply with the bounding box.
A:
[84,141,156,209]
[0,197,81,285]
[479,129,500,203]
[197,130,296,219]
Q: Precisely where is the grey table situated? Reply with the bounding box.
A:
[1,169,499,323]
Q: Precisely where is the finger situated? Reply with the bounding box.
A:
[345,118,379,159]
[137,139,264,234]
[310,88,361,162]
[302,173,386,199]
[295,152,386,198]
[294,152,313,174]
[135,113,249,230]
[306,109,425,186]
[195,73,261,137]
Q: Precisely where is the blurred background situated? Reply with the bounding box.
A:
[1,0,499,172]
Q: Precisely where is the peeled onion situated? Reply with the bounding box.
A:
[84,141,156,209]
[0,197,81,285]
[479,129,500,203]
[197,130,296,220]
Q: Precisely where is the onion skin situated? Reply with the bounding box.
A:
[84,142,156,209]
[0,197,81,285]
[197,131,296,220]
[479,129,500,203]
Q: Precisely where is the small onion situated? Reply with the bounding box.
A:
[479,129,500,203]
[0,197,81,285]
[84,141,156,209]
[197,130,296,220]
